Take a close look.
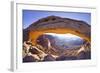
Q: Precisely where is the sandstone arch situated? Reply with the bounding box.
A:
[23,16,91,44]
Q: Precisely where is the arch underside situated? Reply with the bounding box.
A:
[29,28,91,45]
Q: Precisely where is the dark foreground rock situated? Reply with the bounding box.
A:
[56,55,77,61]
[23,56,36,62]
[77,51,91,59]
[43,54,56,61]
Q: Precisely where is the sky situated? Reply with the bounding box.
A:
[23,10,91,29]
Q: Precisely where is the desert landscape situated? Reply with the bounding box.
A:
[22,16,91,62]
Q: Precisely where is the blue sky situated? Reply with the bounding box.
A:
[23,10,91,29]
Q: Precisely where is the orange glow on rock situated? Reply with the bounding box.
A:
[29,28,90,45]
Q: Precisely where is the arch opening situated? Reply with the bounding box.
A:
[36,33,85,50]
